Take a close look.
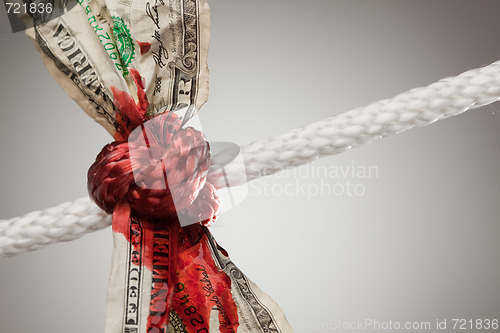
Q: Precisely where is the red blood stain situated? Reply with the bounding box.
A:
[107,70,239,332]
[137,41,152,55]
[113,212,239,332]
[110,68,149,141]
[174,234,240,333]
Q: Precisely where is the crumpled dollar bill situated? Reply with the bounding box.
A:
[18,0,294,331]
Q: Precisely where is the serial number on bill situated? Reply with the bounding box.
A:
[5,2,53,14]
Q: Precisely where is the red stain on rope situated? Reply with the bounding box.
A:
[87,68,238,332]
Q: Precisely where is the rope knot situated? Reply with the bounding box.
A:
[87,69,220,226]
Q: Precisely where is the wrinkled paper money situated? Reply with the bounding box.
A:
[19,0,294,331]
[20,0,212,135]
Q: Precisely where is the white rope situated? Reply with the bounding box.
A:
[2,60,500,258]
[0,198,111,257]
[210,60,500,187]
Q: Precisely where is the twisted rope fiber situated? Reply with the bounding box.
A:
[0,197,111,257]
[209,60,500,187]
[2,60,500,258]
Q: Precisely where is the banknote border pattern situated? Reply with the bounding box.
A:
[170,0,201,123]
[124,216,144,333]
[202,227,283,333]
[32,20,119,129]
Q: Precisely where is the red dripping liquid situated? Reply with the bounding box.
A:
[137,41,152,55]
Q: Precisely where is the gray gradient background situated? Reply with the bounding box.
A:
[1,1,500,332]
